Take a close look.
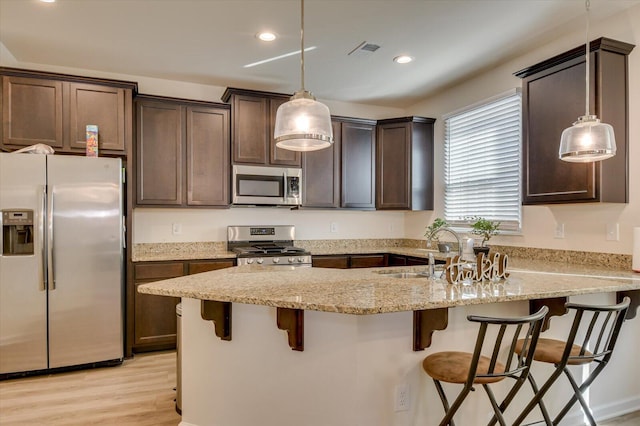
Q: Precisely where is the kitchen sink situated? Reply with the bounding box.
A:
[379,272,431,279]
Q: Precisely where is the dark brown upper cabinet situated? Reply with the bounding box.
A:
[376,116,435,210]
[302,120,342,208]
[135,95,230,207]
[0,68,134,155]
[339,117,376,209]
[222,88,301,167]
[516,37,634,204]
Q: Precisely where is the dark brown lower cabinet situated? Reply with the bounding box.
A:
[312,254,388,269]
[388,254,408,266]
[350,254,387,268]
[132,259,235,353]
[312,255,350,269]
[406,256,430,266]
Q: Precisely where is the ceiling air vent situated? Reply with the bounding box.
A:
[348,41,381,57]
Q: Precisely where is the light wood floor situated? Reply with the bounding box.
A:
[0,351,181,426]
[0,350,637,425]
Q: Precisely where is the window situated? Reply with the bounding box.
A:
[444,90,522,231]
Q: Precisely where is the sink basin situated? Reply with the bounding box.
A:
[382,272,431,279]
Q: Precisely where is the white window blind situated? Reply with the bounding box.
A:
[444,91,522,231]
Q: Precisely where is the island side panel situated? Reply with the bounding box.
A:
[179,294,640,426]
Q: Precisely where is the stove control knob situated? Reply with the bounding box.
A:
[288,257,295,263]
[246,259,254,265]
[272,257,280,264]
[297,257,304,263]
[257,258,264,265]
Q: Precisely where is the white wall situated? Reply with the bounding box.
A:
[405,5,640,255]
[133,208,405,242]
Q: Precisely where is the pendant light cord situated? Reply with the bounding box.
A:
[300,0,305,91]
[585,0,590,117]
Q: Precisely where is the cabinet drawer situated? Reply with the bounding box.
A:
[312,255,349,269]
[188,260,235,274]
[350,254,387,268]
[388,254,408,266]
[134,262,185,280]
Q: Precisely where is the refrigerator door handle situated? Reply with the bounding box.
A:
[47,187,55,290]
[41,186,47,291]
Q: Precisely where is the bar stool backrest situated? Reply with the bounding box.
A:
[561,297,630,365]
[466,306,548,386]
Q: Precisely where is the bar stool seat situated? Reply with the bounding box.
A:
[423,351,506,384]
[515,338,594,365]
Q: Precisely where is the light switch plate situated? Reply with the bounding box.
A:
[554,223,565,239]
[606,223,619,241]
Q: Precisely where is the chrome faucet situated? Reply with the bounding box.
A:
[427,227,463,258]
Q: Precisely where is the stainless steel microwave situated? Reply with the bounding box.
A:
[232,165,302,206]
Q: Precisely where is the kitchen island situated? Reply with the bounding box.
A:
[138,258,640,426]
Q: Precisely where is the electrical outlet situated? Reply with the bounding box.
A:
[554,223,565,239]
[172,223,182,235]
[606,223,619,241]
[394,384,410,412]
[330,222,338,233]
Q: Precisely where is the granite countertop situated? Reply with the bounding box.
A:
[137,258,640,315]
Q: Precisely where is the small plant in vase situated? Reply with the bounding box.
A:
[425,217,451,252]
[470,217,500,255]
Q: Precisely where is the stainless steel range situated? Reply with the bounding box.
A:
[227,225,311,267]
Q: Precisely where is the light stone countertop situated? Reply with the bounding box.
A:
[137,258,640,315]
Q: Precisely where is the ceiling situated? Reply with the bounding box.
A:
[1,0,638,108]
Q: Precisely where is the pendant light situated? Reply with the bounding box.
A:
[274,0,334,152]
[559,0,616,162]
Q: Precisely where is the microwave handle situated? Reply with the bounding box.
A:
[283,171,288,200]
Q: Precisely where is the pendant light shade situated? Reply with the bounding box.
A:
[559,115,616,162]
[558,0,616,163]
[274,90,333,152]
[274,0,333,152]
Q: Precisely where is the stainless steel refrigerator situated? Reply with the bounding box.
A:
[0,153,123,375]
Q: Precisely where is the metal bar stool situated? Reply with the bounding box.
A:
[513,297,631,426]
[422,306,548,426]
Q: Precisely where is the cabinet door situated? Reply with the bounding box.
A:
[134,281,180,350]
[520,39,632,205]
[232,95,268,164]
[341,121,376,209]
[67,83,128,153]
[302,120,341,207]
[186,106,230,206]
[522,58,597,204]
[376,122,410,209]
[388,254,407,266]
[136,101,184,205]
[1,76,63,148]
[269,97,301,166]
[133,262,185,351]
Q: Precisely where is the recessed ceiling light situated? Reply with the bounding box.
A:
[257,32,277,42]
[40,0,56,3]
[393,55,413,64]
